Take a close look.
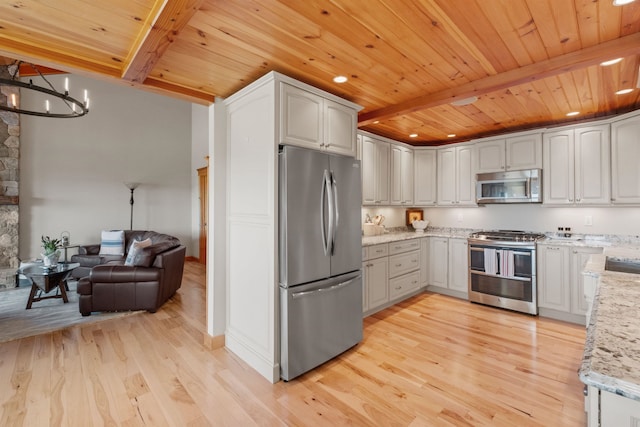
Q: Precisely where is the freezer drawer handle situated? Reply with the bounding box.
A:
[291,277,359,299]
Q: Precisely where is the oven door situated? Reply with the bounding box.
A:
[469,244,533,279]
[468,243,537,314]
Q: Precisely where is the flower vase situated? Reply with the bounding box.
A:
[42,252,59,267]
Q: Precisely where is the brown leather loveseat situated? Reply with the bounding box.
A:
[73,230,186,316]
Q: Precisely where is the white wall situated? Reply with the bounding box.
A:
[19,74,194,259]
[363,204,640,236]
[191,104,211,258]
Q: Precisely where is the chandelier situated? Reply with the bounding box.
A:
[0,62,89,118]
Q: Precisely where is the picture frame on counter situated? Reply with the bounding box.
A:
[405,209,424,226]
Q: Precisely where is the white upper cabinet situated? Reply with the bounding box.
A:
[475,133,542,173]
[324,99,358,156]
[611,113,640,204]
[506,134,543,171]
[360,135,390,205]
[281,83,357,156]
[543,125,610,205]
[390,144,414,205]
[438,144,475,206]
[475,139,505,173]
[414,148,437,206]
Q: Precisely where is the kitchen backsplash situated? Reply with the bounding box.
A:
[363,204,640,237]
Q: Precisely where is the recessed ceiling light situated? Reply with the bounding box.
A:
[567,111,580,117]
[373,120,380,124]
[333,75,348,83]
[409,133,418,138]
[447,134,456,138]
[613,0,635,6]
[600,58,623,66]
[451,96,478,106]
[616,88,634,95]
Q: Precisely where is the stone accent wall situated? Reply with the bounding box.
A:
[0,64,20,289]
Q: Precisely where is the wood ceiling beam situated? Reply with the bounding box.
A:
[142,76,215,105]
[358,32,640,126]
[0,43,120,79]
[121,0,206,83]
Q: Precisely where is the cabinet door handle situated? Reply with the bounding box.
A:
[395,263,402,267]
[395,286,402,290]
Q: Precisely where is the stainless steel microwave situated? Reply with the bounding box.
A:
[476,169,542,204]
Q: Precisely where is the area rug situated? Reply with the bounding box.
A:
[0,281,142,343]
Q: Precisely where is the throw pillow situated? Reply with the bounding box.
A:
[99,230,125,256]
[124,238,153,266]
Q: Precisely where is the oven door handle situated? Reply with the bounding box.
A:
[469,247,531,256]
[469,270,532,282]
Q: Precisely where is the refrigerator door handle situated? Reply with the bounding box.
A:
[330,172,339,255]
[291,277,359,299]
[320,169,331,256]
[326,170,335,256]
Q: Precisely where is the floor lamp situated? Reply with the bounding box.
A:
[124,182,140,230]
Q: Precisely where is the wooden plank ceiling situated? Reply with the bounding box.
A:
[0,0,639,145]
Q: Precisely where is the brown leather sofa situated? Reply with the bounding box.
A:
[73,231,186,316]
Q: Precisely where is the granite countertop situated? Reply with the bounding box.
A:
[580,246,640,401]
[362,227,474,247]
[364,229,637,248]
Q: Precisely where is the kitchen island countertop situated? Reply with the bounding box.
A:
[580,246,640,401]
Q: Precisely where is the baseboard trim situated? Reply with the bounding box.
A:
[204,333,225,350]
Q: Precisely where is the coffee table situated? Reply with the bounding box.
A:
[20,262,80,309]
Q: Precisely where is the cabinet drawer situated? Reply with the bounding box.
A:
[388,239,421,255]
[365,244,388,260]
[389,250,420,278]
[389,271,420,300]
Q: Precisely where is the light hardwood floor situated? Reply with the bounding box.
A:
[0,261,587,426]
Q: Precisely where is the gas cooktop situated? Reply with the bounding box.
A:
[469,230,546,242]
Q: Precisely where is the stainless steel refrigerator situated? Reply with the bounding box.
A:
[279,145,363,381]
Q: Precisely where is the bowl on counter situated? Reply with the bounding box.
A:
[412,220,429,233]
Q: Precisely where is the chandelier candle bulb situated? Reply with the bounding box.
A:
[45,100,49,113]
[64,77,69,93]
[10,94,16,108]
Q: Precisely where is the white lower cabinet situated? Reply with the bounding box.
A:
[389,271,420,300]
[537,243,603,325]
[428,237,449,289]
[363,239,423,315]
[363,244,389,313]
[538,245,571,312]
[427,237,469,299]
[420,238,429,287]
[388,240,420,301]
[587,386,640,427]
[448,238,469,295]
[571,247,603,316]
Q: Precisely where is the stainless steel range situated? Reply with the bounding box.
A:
[468,230,545,315]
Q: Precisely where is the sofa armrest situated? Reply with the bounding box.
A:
[78,244,100,255]
[90,265,161,283]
